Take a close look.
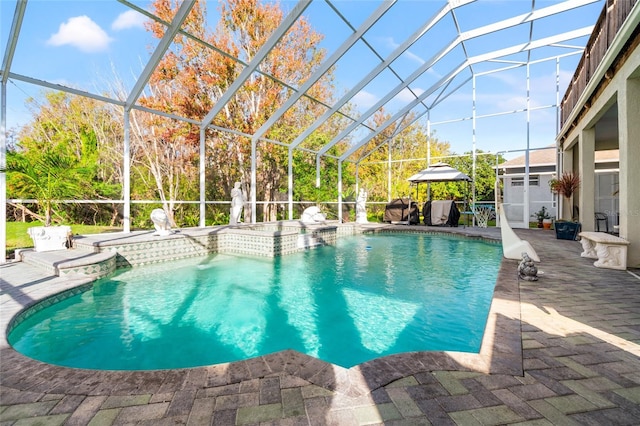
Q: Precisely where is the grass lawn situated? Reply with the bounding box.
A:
[6,222,121,256]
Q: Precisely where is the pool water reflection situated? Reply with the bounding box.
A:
[9,233,502,370]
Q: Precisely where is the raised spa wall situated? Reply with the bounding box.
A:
[72,221,361,270]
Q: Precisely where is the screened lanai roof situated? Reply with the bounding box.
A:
[2,0,605,161]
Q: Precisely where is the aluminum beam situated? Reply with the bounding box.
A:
[1,0,27,84]
[287,0,466,151]
[125,0,196,109]
[318,2,597,159]
[340,26,594,162]
[200,0,311,129]
[250,0,395,144]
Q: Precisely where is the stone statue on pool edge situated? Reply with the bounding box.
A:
[356,188,368,224]
[230,182,245,225]
[150,208,173,236]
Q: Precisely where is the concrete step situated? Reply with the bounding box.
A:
[18,248,117,279]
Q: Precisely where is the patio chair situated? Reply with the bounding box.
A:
[595,212,609,233]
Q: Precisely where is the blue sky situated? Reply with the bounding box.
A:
[1,0,605,158]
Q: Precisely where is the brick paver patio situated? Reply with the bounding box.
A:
[1,227,639,425]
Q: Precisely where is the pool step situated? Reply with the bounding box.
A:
[17,249,117,279]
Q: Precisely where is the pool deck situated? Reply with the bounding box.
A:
[1,225,640,425]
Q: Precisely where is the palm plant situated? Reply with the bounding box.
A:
[549,171,580,198]
[549,171,581,221]
[6,149,89,226]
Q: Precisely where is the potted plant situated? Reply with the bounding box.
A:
[549,171,581,240]
[531,206,551,228]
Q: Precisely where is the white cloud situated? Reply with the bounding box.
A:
[380,36,399,50]
[47,16,112,53]
[396,87,424,103]
[379,36,426,65]
[352,90,379,109]
[112,10,147,31]
[403,50,426,66]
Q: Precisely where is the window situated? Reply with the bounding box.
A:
[511,176,539,186]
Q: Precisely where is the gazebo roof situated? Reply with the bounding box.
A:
[407,162,472,183]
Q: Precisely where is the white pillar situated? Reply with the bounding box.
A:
[619,76,640,267]
[387,140,392,202]
[123,112,131,233]
[338,160,343,223]
[1,81,6,262]
[288,148,293,220]
[199,127,206,227]
[251,138,257,224]
[524,64,531,226]
[578,128,595,230]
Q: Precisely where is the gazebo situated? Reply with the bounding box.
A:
[407,162,472,185]
[407,162,474,226]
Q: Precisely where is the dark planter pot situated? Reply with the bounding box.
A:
[555,221,581,240]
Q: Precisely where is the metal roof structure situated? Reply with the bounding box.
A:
[1,0,606,251]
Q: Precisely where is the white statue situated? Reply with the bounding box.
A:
[230,182,245,225]
[356,188,368,224]
[150,208,172,236]
[301,206,326,223]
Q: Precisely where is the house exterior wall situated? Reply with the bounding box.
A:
[502,172,557,222]
[559,18,640,267]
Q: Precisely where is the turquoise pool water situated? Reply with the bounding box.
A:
[9,233,502,370]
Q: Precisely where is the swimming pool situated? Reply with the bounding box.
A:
[8,233,502,370]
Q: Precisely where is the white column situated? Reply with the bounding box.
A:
[578,128,595,230]
[619,76,640,267]
[524,64,532,225]
[1,81,6,262]
[251,139,257,224]
[288,148,293,220]
[123,112,131,233]
[338,160,343,223]
[387,140,392,202]
[199,127,206,227]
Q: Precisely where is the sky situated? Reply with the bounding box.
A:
[1,0,606,160]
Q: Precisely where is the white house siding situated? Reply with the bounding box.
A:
[502,173,557,223]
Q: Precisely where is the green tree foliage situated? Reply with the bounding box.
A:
[7,92,122,225]
[6,148,93,226]
[428,150,503,203]
[8,1,476,228]
[142,0,342,222]
[353,110,451,203]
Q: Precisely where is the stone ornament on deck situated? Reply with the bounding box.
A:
[150,208,173,236]
[518,252,538,281]
[355,188,368,224]
[301,206,326,223]
[27,225,72,252]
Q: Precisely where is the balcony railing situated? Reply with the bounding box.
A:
[560,0,638,128]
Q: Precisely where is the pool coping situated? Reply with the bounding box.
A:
[0,224,520,398]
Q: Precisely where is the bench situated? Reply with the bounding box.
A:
[578,231,630,270]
